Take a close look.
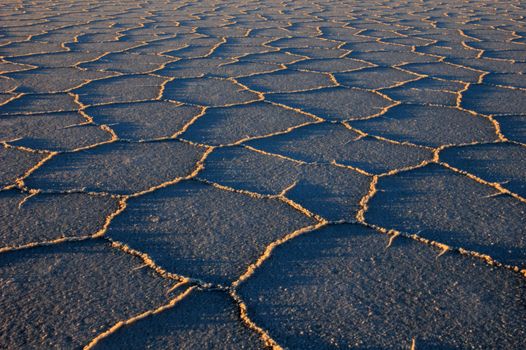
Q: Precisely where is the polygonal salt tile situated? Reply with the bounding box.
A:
[238,70,335,93]
[284,47,349,59]
[319,26,363,41]
[0,60,33,73]
[0,190,118,248]
[270,37,341,49]
[342,40,413,52]
[207,45,273,59]
[398,76,466,92]
[383,85,458,105]
[440,143,526,198]
[285,25,323,37]
[30,31,84,44]
[335,67,420,90]
[416,43,479,59]
[0,240,179,349]
[449,57,526,74]
[463,29,515,42]
[159,37,224,58]
[163,77,261,106]
[483,73,526,89]
[238,224,526,349]
[461,84,526,116]
[66,40,142,53]
[0,147,45,188]
[181,101,313,145]
[402,62,483,83]
[26,141,205,194]
[198,25,251,37]
[496,115,526,143]
[288,58,373,73]
[0,93,16,105]
[0,112,112,151]
[6,51,104,68]
[383,36,435,47]
[76,32,122,43]
[239,51,305,65]
[122,36,192,55]
[382,76,465,105]
[200,147,370,221]
[347,50,439,66]
[90,290,264,350]
[0,76,19,93]
[483,49,526,61]
[78,52,174,74]
[210,60,282,78]
[161,58,281,80]
[6,67,117,93]
[357,29,402,39]
[157,58,236,78]
[350,105,497,147]
[107,180,316,284]
[0,41,67,57]
[0,93,78,115]
[247,123,432,174]
[265,87,394,121]
[164,45,218,59]
[248,27,292,38]
[366,164,526,267]
[73,74,167,105]
[85,101,202,140]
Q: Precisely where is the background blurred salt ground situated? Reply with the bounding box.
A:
[1,0,526,348]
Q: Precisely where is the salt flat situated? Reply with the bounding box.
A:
[1,0,525,349]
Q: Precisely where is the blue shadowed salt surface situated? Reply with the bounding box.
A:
[0,0,525,348]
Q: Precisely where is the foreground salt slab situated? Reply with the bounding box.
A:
[366,164,526,268]
[0,41,67,57]
[348,50,438,66]
[158,57,280,79]
[484,73,526,89]
[0,112,112,151]
[440,143,526,198]
[265,87,394,121]
[350,104,498,147]
[238,224,526,349]
[26,141,206,194]
[0,240,179,349]
[497,115,526,143]
[238,69,335,93]
[8,51,104,68]
[334,66,419,90]
[0,147,45,188]
[402,62,482,83]
[462,84,526,116]
[91,290,264,349]
[288,57,373,73]
[0,190,117,248]
[247,123,432,174]
[450,57,526,75]
[0,93,78,115]
[5,67,117,93]
[200,147,370,221]
[73,75,168,105]
[181,101,313,146]
[163,77,261,106]
[239,51,304,65]
[107,180,316,284]
[381,78,461,105]
[79,52,174,74]
[85,101,202,141]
